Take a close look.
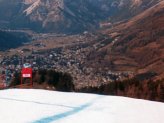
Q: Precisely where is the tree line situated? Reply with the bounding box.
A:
[76,78,164,102]
[10,69,74,92]
[10,69,164,102]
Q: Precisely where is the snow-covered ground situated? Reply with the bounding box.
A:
[0,89,163,123]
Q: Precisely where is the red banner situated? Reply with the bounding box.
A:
[21,68,32,78]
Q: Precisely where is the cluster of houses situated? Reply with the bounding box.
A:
[0,33,134,88]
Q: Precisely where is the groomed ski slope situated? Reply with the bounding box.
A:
[0,89,163,123]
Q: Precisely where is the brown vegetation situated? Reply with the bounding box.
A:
[77,78,164,102]
[89,1,164,79]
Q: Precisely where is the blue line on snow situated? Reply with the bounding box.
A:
[32,96,102,123]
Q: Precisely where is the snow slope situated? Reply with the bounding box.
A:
[0,89,163,123]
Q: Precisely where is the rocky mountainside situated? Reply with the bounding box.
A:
[0,0,162,33]
[88,1,164,79]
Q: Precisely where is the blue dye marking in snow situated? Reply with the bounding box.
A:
[32,96,102,123]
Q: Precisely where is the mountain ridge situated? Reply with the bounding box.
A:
[0,0,162,33]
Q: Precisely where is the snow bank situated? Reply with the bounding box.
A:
[0,89,163,123]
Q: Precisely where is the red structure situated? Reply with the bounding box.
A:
[0,74,5,88]
[21,68,33,87]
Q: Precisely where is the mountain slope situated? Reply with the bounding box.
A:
[0,0,162,33]
[88,1,164,79]
[0,89,163,123]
